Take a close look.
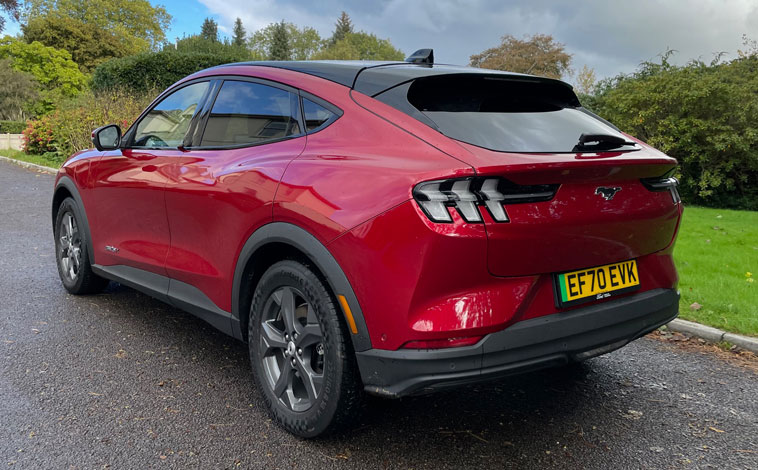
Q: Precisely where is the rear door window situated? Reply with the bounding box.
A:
[200,80,301,147]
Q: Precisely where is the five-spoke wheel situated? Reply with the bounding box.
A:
[58,211,81,282]
[259,286,325,412]
[54,197,109,294]
[249,260,363,437]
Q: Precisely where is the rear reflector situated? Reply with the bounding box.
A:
[401,336,483,349]
[413,177,558,223]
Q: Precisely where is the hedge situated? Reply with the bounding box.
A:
[0,120,26,134]
[92,50,251,92]
[587,55,758,210]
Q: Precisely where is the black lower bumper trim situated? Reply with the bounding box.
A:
[356,288,679,398]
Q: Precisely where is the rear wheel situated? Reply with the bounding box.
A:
[54,198,109,294]
[248,260,363,437]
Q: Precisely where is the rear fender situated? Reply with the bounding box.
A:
[232,222,372,351]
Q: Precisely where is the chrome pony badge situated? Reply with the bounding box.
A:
[595,187,622,201]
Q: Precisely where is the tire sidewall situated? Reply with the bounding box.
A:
[54,198,89,292]
[248,261,347,438]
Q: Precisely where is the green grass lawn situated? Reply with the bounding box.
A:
[0,149,61,169]
[675,206,757,336]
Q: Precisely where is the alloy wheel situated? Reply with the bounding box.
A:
[259,286,325,412]
[58,212,81,282]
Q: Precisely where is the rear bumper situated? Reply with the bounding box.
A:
[356,288,679,398]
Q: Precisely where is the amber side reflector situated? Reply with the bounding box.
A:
[337,295,358,335]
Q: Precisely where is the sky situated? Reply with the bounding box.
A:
[5,0,758,81]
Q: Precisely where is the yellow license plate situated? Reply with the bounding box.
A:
[555,259,640,307]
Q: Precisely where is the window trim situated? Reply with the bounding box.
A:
[189,76,307,151]
[122,78,213,150]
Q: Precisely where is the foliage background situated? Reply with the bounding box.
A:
[584,53,758,210]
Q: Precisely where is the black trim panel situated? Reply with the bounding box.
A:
[356,288,679,398]
[92,264,235,337]
[232,222,372,351]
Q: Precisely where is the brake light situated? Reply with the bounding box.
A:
[401,335,483,349]
[413,177,558,223]
[641,174,681,204]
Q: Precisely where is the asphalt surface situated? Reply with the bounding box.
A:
[1,159,756,470]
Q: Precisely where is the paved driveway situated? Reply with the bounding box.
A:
[0,160,756,469]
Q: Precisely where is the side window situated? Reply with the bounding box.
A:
[132,81,209,148]
[200,80,301,147]
[303,98,337,132]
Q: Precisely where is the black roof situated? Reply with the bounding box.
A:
[214,60,571,96]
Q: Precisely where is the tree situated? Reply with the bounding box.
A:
[233,17,246,47]
[470,34,572,79]
[331,11,353,44]
[249,22,322,60]
[22,0,171,52]
[0,58,38,120]
[0,36,86,114]
[313,31,404,61]
[201,17,218,42]
[574,65,597,95]
[23,16,131,72]
[0,0,20,34]
[269,20,290,60]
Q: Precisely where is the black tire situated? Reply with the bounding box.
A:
[248,260,363,438]
[54,197,109,295]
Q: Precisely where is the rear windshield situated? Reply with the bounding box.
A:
[389,75,633,153]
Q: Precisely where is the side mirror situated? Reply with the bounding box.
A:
[92,124,122,151]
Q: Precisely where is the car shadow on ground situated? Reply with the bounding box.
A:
[87,281,662,468]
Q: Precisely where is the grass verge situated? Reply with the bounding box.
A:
[0,149,61,169]
[675,206,757,336]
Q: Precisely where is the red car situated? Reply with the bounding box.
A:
[53,51,682,437]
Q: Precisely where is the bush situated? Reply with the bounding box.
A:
[22,88,157,160]
[0,120,26,133]
[22,117,57,154]
[92,50,250,92]
[588,53,758,210]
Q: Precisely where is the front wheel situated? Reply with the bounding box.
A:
[248,260,363,437]
[54,197,109,294]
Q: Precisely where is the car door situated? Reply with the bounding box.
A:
[162,77,307,314]
[88,80,212,277]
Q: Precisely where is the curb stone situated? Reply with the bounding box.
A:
[0,155,58,174]
[665,319,758,353]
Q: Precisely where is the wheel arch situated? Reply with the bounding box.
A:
[53,176,95,263]
[233,222,372,351]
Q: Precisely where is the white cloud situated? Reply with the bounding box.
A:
[198,0,758,78]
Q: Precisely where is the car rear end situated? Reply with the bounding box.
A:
[339,67,682,397]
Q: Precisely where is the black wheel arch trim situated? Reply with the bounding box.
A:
[232,222,372,351]
[53,175,96,263]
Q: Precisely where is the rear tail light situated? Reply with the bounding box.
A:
[401,335,483,349]
[641,174,681,204]
[413,177,559,223]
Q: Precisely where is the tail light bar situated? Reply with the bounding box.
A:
[413,177,559,223]
[641,174,681,204]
